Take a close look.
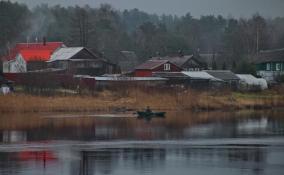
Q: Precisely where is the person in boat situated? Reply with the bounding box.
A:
[145,106,152,114]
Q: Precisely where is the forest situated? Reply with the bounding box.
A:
[1,1,284,67]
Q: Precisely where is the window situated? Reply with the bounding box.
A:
[266,63,271,71]
[164,63,171,71]
[276,63,281,71]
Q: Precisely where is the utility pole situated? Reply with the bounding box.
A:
[256,25,259,55]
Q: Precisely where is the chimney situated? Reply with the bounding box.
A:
[43,37,47,46]
[178,49,184,57]
[26,36,30,47]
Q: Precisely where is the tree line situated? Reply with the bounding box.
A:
[1,1,284,66]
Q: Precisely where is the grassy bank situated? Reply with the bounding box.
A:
[1,88,284,113]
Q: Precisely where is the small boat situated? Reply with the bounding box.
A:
[136,111,166,118]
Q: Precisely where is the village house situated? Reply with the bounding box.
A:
[48,47,119,76]
[1,41,64,72]
[153,54,208,71]
[134,60,183,77]
[253,48,284,82]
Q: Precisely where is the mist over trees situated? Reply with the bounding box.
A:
[1,1,284,65]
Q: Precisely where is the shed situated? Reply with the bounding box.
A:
[205,70,240,89]
[182,71,222,82]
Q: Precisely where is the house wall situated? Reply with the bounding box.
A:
[27,61,47,71]
[256,62,284,81]
[135,70,153,77]
[49,60,118,76]
[182,58,207,71]
[256,62,284,72]
[3,55,27,73]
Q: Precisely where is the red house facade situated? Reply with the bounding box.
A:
[134,60,182,77]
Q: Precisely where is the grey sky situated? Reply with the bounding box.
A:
[10,0,284,18]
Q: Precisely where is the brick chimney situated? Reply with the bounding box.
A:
[43,37,47,46]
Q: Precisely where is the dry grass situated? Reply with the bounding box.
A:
[1,88,284,113]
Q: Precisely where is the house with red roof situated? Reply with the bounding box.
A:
[134,60,182,77]
[1,41,64,73]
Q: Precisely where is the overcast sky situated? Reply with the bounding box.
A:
[10,0,284,18]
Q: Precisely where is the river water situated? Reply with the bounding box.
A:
[0,110,284,175]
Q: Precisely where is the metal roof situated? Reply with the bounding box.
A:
[135,60,170,70]
[182,71,222,81]
[205,70,240,81]
[74,75,167,81]
[153,72,189,78]
[48,47,84,62]
[253,48,284,64]
[1,42,64,62]
[236,74,268,89]
[162,55,193,67]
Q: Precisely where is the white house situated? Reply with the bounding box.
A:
[3,54,27,73]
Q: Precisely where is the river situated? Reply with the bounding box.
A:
[0,110,283,175]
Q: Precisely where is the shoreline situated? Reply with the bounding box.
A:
[1,89,284,113]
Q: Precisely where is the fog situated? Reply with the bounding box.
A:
[10,0,284,17]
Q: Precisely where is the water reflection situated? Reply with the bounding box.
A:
[0,110,284,142]
[0,146,282,175]
[0,110,283,175]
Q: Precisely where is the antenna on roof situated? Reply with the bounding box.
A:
[156,51,161,59]
[26,36,29,47]
[43,36,47,46]
[6,42,11,60]
[178,49,184,57]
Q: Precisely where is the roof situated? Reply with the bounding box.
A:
[253,48,284,64]
[2,42,64,62]
[236,74,268,89]
[153,72,189,78]
[152,55,207,68]
[182,71,222,81]
[74,75,167,81]
[49,47,84,62]
[236,74,260,84]
[135,60,170,70]
[205,70,240,81]
[163,55,193,67]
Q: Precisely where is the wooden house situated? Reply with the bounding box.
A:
[48,47,118,76]
[134,60,182,77]
[253,48,284,82]
[153,55,207,71]
[1,41,64,72]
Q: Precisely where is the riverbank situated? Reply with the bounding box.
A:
[1,88,284,113]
